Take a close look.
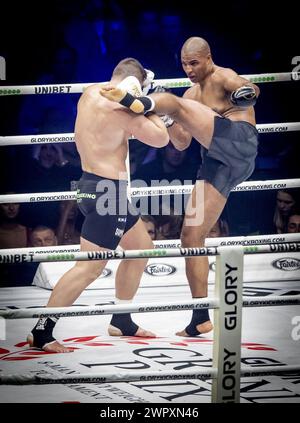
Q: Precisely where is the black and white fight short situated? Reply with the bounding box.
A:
[77,171,139,249]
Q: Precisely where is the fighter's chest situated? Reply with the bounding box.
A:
[192,84,226,112]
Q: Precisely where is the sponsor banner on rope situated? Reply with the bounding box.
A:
[243,243,300,254]
[130,186,193,197]
[257,124,293,133]
[0,253,34,264]
[233,182,288,192]
[269,243,300,253]
[30,193,76,202]
[219,236,289,246]
[30,135,74,144]
[34,85,73,94]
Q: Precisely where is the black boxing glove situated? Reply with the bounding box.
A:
[230,85,257,107]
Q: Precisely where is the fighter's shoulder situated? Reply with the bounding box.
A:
[80,84,102,99]
[79,84,116,109]
[212,67,239,83]
[77,84,98,105]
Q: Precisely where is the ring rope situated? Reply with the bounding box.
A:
[0,72,299,97]
[0,295,299,320]
[1,122,300,146]
[1,232,299,256]
[1,364,300,386]
[0,242,298,265]
[1,178,299,204]
[0,297,219,319]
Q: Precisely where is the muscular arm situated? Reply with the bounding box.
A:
[216,68,260,98]
[167,88,194,151]
[118,109,169,148]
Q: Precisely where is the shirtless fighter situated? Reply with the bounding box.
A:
[101,37,260,337]
[28,58,169,352]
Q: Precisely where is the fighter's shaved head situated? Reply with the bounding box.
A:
[181,37,211,56]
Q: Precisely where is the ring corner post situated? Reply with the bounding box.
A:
[212,246,244,403]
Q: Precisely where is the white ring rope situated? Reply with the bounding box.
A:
[1,233,299,257]
[0,295,299,320]
[1,365,300,386]
[0,242,298,264]
[0,298,219,319]
[0,72,299,96]
[0,178,299,204]
[1,122,300,146]
[0,368,218,385]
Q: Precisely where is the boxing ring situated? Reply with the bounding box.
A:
[0,72,300,403]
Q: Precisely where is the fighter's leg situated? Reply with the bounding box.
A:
[28,237,109,352]
[47,238,109,307]
[177,181,227,337]
[151,94,218,148]
[109,218,156,337]
[100,85,218,149]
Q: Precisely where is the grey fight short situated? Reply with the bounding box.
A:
[197,116,259,198]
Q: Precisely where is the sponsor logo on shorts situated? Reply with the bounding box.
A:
[144,263,176,276]
[76,192,96,200]
[272,257,300,271]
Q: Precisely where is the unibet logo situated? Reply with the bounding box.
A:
[144,263,176,276]
[272,257,300,271]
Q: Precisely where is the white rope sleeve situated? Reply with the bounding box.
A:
[1,122,300,146]
[0,72,299,96]
[0,178,299,204]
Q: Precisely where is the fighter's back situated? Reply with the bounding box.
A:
[75,84,129,179]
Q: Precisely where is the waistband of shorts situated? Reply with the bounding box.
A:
[81,171,128,184]
[238,120,259,134]
[215,116,259,135]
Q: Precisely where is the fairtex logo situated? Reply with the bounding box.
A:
[272,257,300,271]
[144,263,176,276]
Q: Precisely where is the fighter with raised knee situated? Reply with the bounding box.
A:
[101,38,259,337]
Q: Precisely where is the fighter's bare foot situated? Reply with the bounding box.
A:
[100,86,145,113]
[108,324,156,338]
[176,320,213,337]
[27,334,74,353]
